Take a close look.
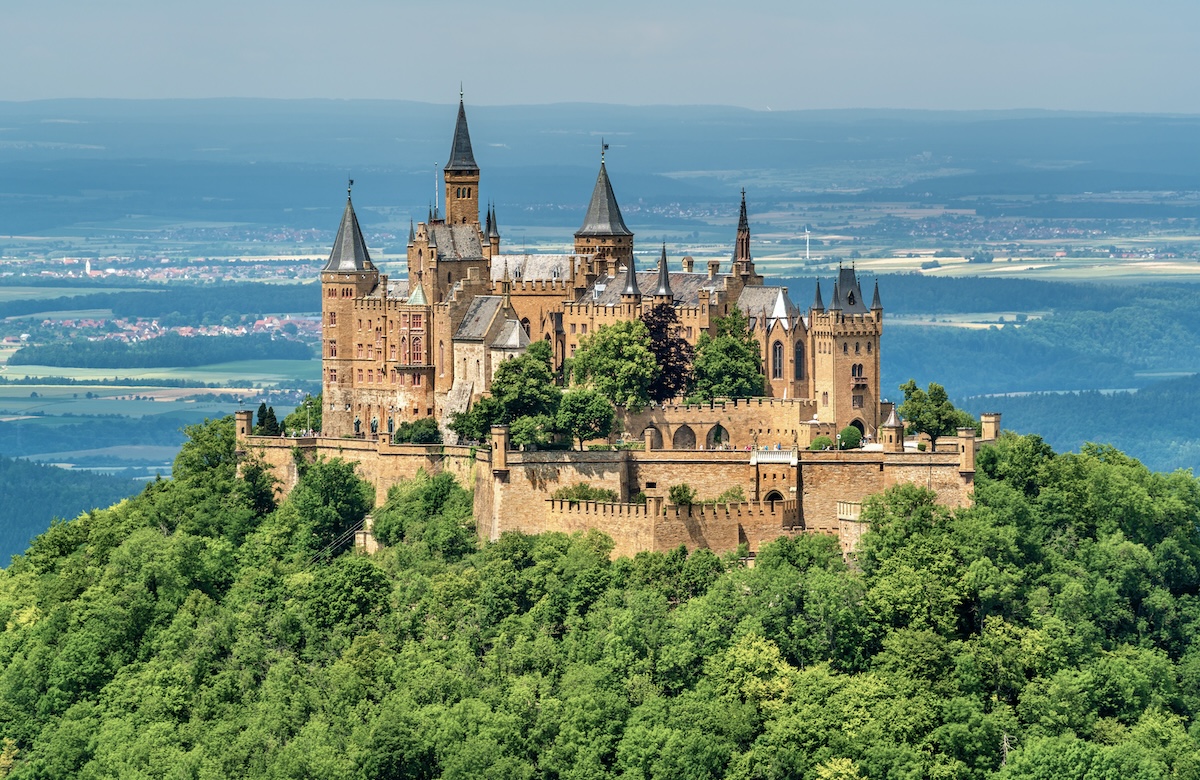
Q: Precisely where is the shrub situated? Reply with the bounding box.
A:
[810,435,833,451]
[668,483,697,506]
[706,486,746,505]
[838,426,863,449]
[393,417,442,444]
[551,483,619,503]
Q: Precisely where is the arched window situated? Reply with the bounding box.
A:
[843,342,848,355]
[401,337,408,364]
[867,342,872,354]
[439,341,445,376]
[855,342,861,354]
[794,342,805,380]
[412,337,422,362]
[447,271,452,285]
[521,318,531,336]
[771,341,784,379]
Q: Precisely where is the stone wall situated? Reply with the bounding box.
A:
[619,397,818,451]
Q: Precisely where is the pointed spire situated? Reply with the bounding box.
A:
[445,93,478,172]
[733,189,752,263]
[576,160,632,237]
[488,203,501,239]
[738,188,749,232]
[655,243,673,298]
[812,280,825,312]
[407,219,415,247]
[408,279,427,306]
[484,205,492,236]
[871,279,882,310]
[428,203,433,223]
[427,223,437,248]
[883,407,901,428]
[829,281,842,311]
[322,194,373,272]
[622,251,641,297]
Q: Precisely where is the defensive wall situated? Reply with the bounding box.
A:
[235,410,999,558]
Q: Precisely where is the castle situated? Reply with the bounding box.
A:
[238,97,999,558]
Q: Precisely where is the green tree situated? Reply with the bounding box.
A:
[552,483,620,502]
[668,483,696,506]
[288,456,374,552]
[570,319,657,411]
[556,388,615,449]
[491,340,561,422]
[838,426,862,449]
[641,303,694,403]
[810,435,833,451]
[509,414,555,450]
[282,393,322,434]
[392,417,442,444]
[897,379,976,448]
[689,307,763,402]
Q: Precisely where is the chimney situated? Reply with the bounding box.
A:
[682,255,694,273]
[707,260,720,280]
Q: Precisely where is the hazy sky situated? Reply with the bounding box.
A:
[3,0,1198,112]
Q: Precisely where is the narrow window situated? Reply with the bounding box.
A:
[771,341,784,380]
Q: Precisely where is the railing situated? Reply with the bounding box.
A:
[851,377,869,389]
[751,448,798,464]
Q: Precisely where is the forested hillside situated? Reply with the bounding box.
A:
[0,456,139,562]
[9,333,313,368]
[0,420,1197,778]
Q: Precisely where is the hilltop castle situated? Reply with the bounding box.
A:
[239,98,998,558]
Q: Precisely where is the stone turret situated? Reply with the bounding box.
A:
[575,145,633,277]
[444,92,480,226]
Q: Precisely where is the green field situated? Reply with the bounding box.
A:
[0,286,150,303]
[0,358,320,385]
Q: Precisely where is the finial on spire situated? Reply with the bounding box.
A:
[347,178,354,199]
[601,138,609,164]
[459,82,464,102]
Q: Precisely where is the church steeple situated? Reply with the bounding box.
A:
[732,189,757,281]
[444,90,480,226]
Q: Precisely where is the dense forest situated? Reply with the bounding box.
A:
[0,456,139,563]
[0,412,206,459]
[8,333,313,368]
[0,283,320,322]
[0,418,1197,778]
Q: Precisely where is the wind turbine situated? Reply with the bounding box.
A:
[805,225,811,261]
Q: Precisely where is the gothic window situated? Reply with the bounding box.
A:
[367,346,374,360]
[390,344,396,360]
[867,342,872,354]
[467,188,471,198]
[367,369,373,383]
[328,312,337,325]
[439,341,445,376]
[401,337,408,363]
[391,369,397,384]
[843,342,848,355]
[855,342,861,354]
[521,318,530,336]
[822,391,829,406]
[357,369,363,382]
[412,337,422,361]
[356,343,363,358]
[794,342,805,380]
[771,341,784,379]
[328,341,337,358]
[412,313,423,329]
[413,373,422,387]
[848,291,856,306]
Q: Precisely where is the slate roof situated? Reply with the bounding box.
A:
[830,266,869,313]
[737,287,802,330]
[812,280,825,312]
[429,224,484,261]
[654,245,672,297]
[583,270,721,307]
[454,295,504,341]
[322,197,374,272]
[490,254,578,282]
[491,320,531,350]
[576,162,632,237]
[445,99,478,172]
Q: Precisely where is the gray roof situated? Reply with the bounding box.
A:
[738,287,801,331]
[622,252,641,296]
[491,254,577,282]
[871,279,882,310]
[584,270,721,308]
[576,162,632,237]
[883,408,902,428]
[323,197,374,272]
[491,319,531,350]
[429,224,483,261]
[454,295,505,341]
[487,204,501,239]
[812,280,825,312]
[445,99,478,172]
[654,245,672,297]
[831,266,869,313]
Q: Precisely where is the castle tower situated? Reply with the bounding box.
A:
[321,187,379,437]
[807,265,883,435]
[653,243,673,305]
[444,92,480,227]
[620,244,641,306]
[732,190,764,286]
[574,145,633,278]
[487,203,501,258]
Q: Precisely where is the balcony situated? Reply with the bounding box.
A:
[851,376,869,389]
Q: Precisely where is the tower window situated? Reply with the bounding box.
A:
[843,343,848,355]
[855,342,861,354]
[328,312,337,325]
[867,342,872,354]
[771,341,784,380]
[794,342,805,380]
[822,391,829,406]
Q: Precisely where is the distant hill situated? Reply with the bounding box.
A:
[0,455,140,561]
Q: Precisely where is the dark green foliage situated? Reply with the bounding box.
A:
[570,319,657,411]
[255,403,280,436]
[450,342,561,442]
[668,483,697,506]
[551,483,619,503]
[2,425,1200,778]
[898,379,977,446]
[9,332,313,368]
[689,308,764,402]
[392,417,442,444]
[641,303,694,403]
[838,426,862,449]
[810,435,833,450]
[288,456,374,552]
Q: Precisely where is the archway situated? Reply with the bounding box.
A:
[642,426,663,449]
[672,425,696,450]
[850,419,865,435]
[706,424,728,449]
[764,490,784,503]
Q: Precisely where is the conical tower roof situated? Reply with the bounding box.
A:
[812,280,825,312]
[871,279,882,310]
[576,162,633,237]
[488,204,501,239]
[828,280,842,310]
[323,195,373,272]
[407,219,415,246]
[883,408,901,428]
[622,251,641,297]
[737,189,750,232]
[445,97,478,172]
[655,244,673,297]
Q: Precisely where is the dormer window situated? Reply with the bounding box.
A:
[848,291,856,306]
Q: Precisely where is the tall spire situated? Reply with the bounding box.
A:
[733,189,752,263]
[323,192,374,272]
[576,159,632,237]
[445,93,478,172]
[488,203,501,239]
[484,205,492,236]
[812,280,825,312]
[622,251,641,297]
[737,188,749,232]
[828,281,842,311]
[654,243,673,298]
[407,219,415,247]
[871,279,882,310]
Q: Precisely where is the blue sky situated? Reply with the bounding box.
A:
[3,0,1198,112]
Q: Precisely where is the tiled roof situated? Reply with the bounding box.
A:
[491,320,531,350]
[738,286,801,330]
[583,270,721,307]
[491,254,578,282]
[429,224,483,261]
[445,99,478,172]
[576,162,632,237]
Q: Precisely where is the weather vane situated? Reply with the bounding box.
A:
[601,138,609,163]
